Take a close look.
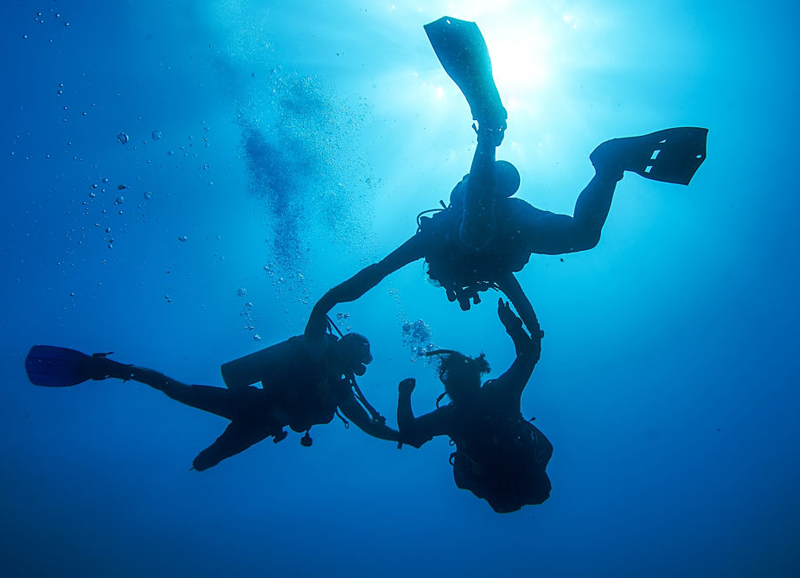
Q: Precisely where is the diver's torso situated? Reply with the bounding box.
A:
[260,335,351,432]
[420,201,532,291]
[447,388,532,465]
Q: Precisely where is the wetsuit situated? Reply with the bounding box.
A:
[305,133,619,338]
[106,322,398,470]
[397,306,552,513]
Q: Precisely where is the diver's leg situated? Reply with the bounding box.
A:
[157,383,242,420]
[545,130,689,252]
[569,172,620,248]
[507,171,619,256]
[459,134,499,252]
[192,421,275,471]
[98,360,242,420]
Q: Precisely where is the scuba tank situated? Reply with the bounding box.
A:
[220,337,300,390]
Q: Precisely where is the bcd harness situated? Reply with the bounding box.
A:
[292,315,388,447]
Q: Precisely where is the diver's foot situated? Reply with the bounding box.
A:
[475,123,506,146]
[474,105,508,146]
[590,133,660,182]
[272,429,288,444]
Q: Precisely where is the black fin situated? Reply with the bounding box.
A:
[424,16,506,127]
[635,127,708,185]
[25,345,95,387]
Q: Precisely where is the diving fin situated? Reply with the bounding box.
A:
[591,127,708,185]
[25,345,111,387]
[424,16,507,128]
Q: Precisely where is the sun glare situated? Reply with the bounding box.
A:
[480,17,563,123]
[490,35,551,92]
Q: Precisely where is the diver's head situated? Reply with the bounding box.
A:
[426,349,490,401]
[336,333,373,376]
[448,161,521,207]
[495,160,520,197]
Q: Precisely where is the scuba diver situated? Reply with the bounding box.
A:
[397,298,551,513]
[305,17,708,337]
[25,311,400,471]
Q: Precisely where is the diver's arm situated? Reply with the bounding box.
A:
[494,297,542,398]
[496,271,542,340]
[304,234,427,338]
[397,378,450,448]
[338,391,401,443]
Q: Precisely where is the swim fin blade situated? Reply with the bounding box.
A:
[25,345,98,387]
[592,127,708,186]
[424,16,506,127]
[634,127,708,185]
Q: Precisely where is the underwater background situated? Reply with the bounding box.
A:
[3,1,799,576]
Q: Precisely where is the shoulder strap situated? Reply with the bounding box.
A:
[326,315,386,424]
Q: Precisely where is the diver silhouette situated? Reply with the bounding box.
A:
[398,298,551,513]
[306,121,707,337]
[305,17,707,336]
[25,309,400,471]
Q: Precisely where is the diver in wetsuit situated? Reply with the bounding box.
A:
[306,120,693,337]
[397,299,552,513]
[305,16,707,337]
[26,309,400,471]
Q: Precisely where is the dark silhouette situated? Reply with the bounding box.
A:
[305,122,706,339]
[25,309,400,471]
[397,299,552,513]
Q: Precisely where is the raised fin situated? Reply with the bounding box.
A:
[636,127,708,185]
[590,127,709,185]
[424,16,506,128]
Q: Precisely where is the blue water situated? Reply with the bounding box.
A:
[3,1,799,576]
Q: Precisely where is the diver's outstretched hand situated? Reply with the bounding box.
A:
[497,298,522,329]
[398,378,416,396]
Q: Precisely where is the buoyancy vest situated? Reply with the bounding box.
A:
[419,206,532,303]
[448,398,553,511]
